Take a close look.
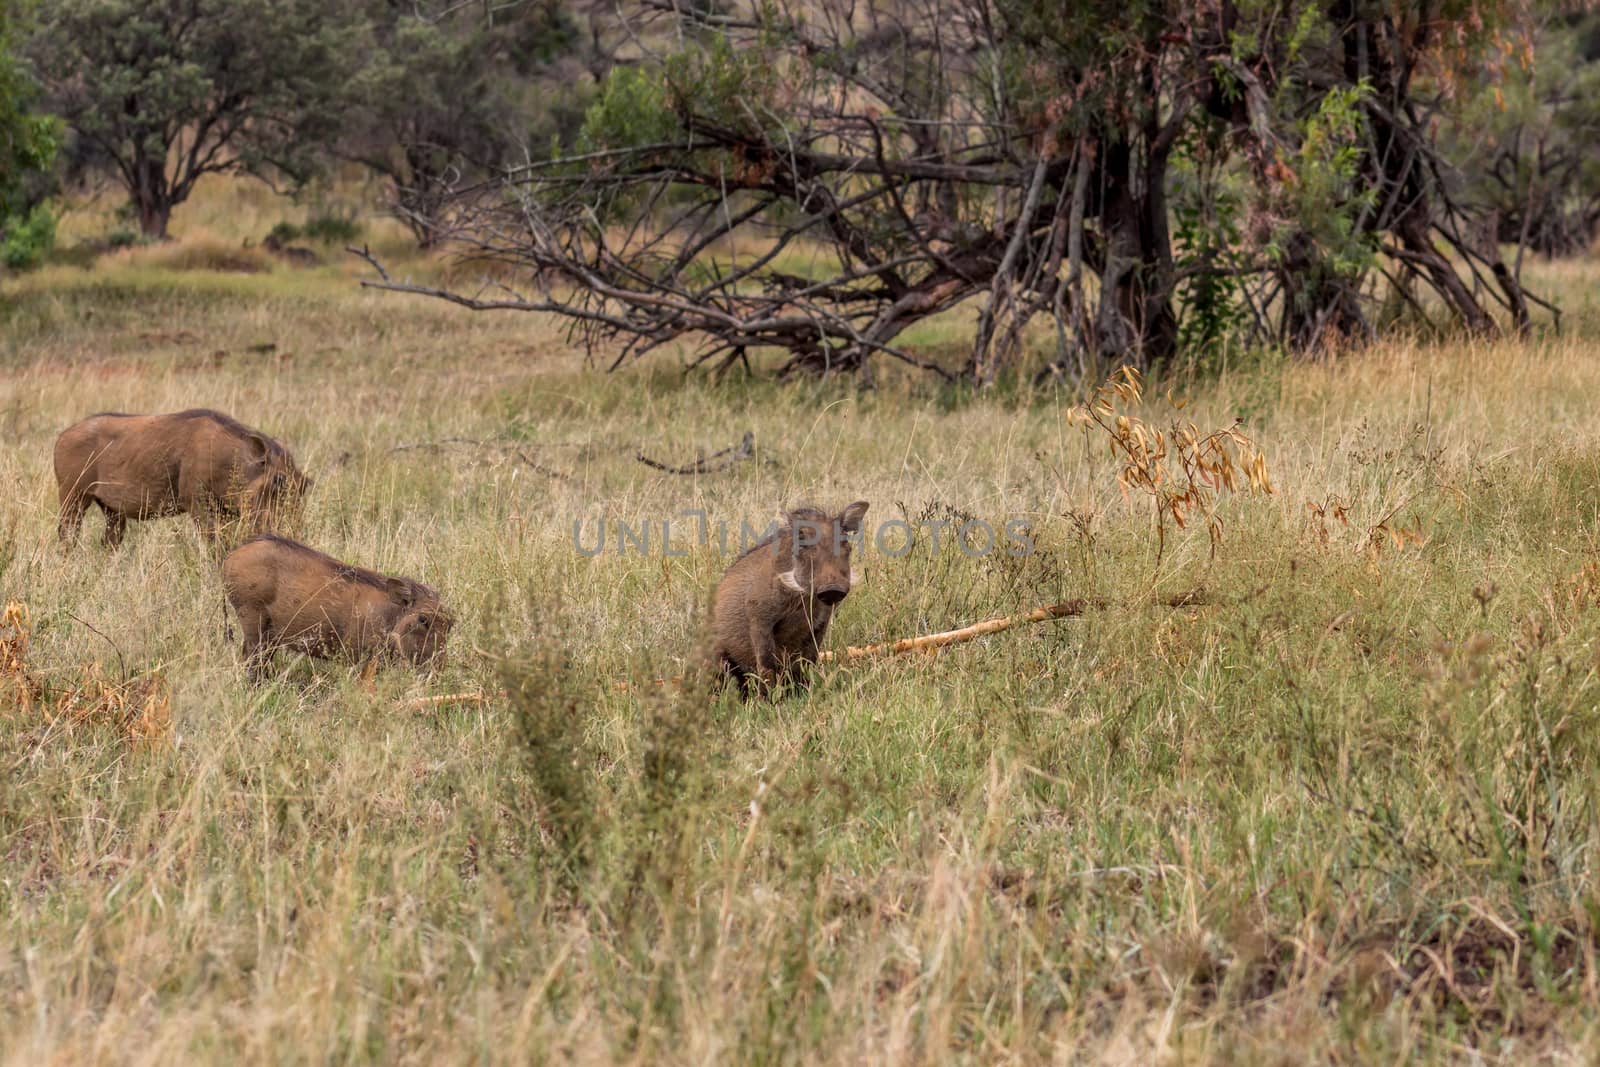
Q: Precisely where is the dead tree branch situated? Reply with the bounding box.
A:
[637,431,756,475]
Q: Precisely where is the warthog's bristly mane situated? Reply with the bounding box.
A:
[242,533,395,593]
[91,409,292,459]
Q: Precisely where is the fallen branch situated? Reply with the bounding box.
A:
[405,690,492,711]
[818,598,1104,662]
[387,437,571,481]
[637,431,755,475]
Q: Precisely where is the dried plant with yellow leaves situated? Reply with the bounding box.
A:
[1066,366,1274,561]
[1,600,172,748]
[2,601,41,714]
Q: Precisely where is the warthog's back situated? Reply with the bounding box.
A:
[223,535,450,669]
[225,535,396,625]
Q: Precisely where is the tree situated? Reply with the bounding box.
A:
[1246,1,1540,344]
[345,0,594,248]
[355,0,1546,381]
[1444,9,1600,259]
[30,0,356,239]
[0,0,57,234]
[363,0,1034,380]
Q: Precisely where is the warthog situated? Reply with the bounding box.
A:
[261,232,319,267]
[54,409,310,547]
[221,534,453,677]
[712,501,869,694]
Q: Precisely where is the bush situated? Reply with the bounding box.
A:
[0,203,56,271]
[265,213,360,247]
[300,211,361,243]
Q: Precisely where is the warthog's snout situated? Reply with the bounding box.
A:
[815,585,849,606]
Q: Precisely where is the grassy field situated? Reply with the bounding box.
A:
[9,182,1600,1062]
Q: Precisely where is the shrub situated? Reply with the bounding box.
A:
[0,203,56,271]
[300,210,361,243]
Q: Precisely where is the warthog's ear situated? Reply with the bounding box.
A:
[385,577,415,608]
[246,432,271,460]
[839,500,869,534]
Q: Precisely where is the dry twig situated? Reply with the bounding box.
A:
[637,431,755,475]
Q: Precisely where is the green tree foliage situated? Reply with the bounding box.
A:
[346,0,596,247]
[30,0,357,239]
[1444,8,1600,257]
[0,201,53,269]
[0,0,58,267]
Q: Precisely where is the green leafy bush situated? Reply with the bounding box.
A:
[0,202,55,270]
[300,211,361,243]
[579,65,679,154]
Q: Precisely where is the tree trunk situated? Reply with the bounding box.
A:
[1277,232,1368,349]
[1094,140,1177,368]
[1330,0,1496,340]
[133,156,172,239]
[399,146,449,250]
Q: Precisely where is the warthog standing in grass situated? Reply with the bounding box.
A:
[222,534,453,678]
[712,501,869,694]
[54,409,310,547]
[260,232,320,267]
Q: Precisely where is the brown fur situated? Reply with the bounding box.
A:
[712,501,868,695]
[221,534,453,677]
[53,409,310,547]
[261,232,320,266]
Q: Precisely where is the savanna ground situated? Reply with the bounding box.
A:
[8,179,1600,1063]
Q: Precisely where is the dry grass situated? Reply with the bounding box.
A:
[7,185,1600,1061]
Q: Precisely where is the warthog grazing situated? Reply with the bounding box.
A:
[54,409,310,547]
[261,232,319,267]
[712,501,869,694]
[221,534,453,677]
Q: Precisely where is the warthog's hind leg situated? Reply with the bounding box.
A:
[237,610,273,681]
[56,486,91,547]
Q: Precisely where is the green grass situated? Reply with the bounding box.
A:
[8,227,1600,1061]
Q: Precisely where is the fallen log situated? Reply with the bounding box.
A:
[818,598,1104,662]
[405,690,492,711]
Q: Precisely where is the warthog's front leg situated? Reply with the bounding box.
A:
[236,609,274,681]
[747,615,782,695]
[101,508,127,548]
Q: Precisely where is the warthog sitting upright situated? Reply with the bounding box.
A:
[712,501,869,694]
[54,409,310,547]
[222,534,454,677]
